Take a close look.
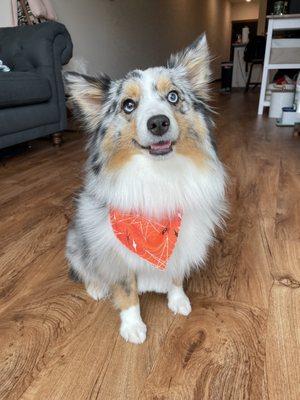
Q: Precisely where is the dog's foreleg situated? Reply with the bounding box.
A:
[167,277,191,316]
[112,272,147,344]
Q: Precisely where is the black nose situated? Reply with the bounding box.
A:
[147,115,170,136]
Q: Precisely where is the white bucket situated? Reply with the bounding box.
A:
[266,83,295,101]
[269,90,295,118]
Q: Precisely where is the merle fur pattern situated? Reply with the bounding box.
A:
[64,34,227,344]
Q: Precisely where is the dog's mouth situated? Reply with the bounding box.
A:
[133,139,175,156]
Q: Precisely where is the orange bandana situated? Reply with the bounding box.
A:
[110,209,182,270]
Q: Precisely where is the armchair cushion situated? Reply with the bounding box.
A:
[0,72,51,109]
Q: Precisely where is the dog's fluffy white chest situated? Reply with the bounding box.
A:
[82,153,226,293]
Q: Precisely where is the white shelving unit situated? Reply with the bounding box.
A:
[258,14,300,115]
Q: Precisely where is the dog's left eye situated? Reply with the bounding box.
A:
[167,90,179,105]
[122,99,136,114]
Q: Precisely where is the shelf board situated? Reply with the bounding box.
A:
[267,63,300,69]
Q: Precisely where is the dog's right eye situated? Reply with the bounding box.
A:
[122,99,136,114]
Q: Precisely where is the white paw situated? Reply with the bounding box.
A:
[120,320,147,344]
[119,305,147,344]
[168,287,191,316]
[86,281,109,301]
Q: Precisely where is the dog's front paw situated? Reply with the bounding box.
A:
[120,305,147,344]
[168,287,191,316]
[120,320,147,344]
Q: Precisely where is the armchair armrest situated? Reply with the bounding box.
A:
[0,21,72,71]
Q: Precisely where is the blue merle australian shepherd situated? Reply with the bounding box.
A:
[65,34,226,344]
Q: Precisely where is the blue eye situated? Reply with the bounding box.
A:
[123,99,136,114]
[167,90,179,105]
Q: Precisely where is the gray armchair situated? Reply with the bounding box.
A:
[0,22,73,149]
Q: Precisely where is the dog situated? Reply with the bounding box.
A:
[65,34,226,344]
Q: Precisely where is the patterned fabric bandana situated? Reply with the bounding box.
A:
[109,208,182,270]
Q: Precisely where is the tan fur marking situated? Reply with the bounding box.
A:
[192,113,207,139]
[156,75,173,95]
[112,272,139,310]
[102,120,141,171]
[68,76,105,132]
[175,112,207,168]
[73,87,103,111]
[123,81,141,100]
[172,277,183,287]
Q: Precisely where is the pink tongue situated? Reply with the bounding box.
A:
[150,141,171,150]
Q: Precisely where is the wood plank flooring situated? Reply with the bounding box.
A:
[0,89,299,400]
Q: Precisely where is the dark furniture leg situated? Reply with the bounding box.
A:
[245,63,254,93]
[52,132,63,146]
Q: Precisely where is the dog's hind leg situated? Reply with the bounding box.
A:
[86,279,109,301]
[112,272,147,344]
[167,277,191,316]
[66,227,85,282]
[66,226,109,300]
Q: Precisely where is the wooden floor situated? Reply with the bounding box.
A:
[0,89,299,400]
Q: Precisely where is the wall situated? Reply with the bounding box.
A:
[0,0,232,79]
[51,0,231,79]
[0,0,13,27]
[231,2,259,21]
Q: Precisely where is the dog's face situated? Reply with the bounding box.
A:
[65,34,214,172]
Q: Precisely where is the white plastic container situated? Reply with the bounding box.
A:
[269,90,295,118]
[295,72,300,113]
[242,26,249,44]
[266,83,295,102]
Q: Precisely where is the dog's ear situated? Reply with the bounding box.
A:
[168,34,211,100]
[64,71,111,132]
